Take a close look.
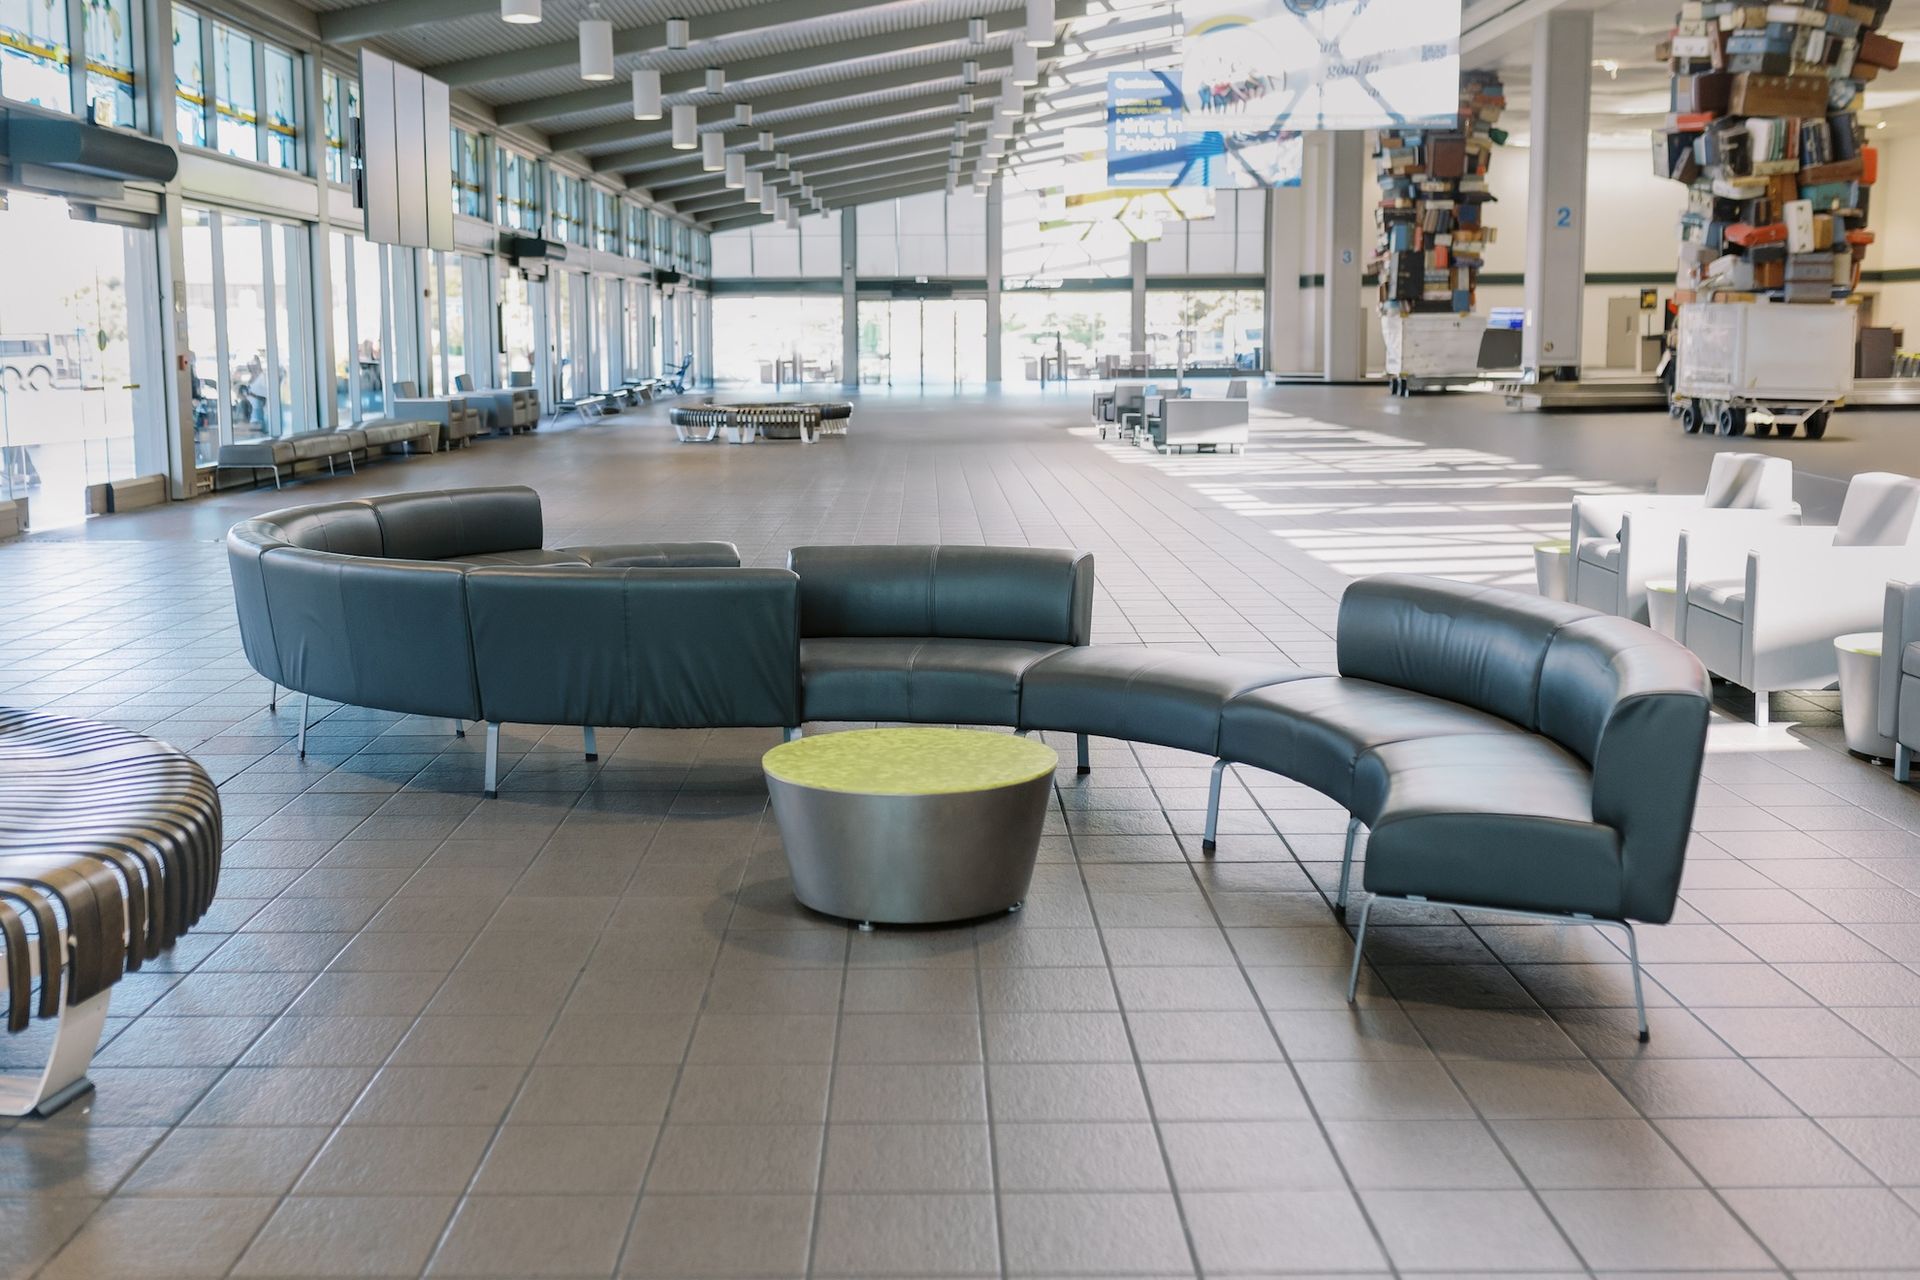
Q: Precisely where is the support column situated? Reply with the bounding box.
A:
[985,178,1003,383]
[141,0,193,499]
[1322,131,1366,383]
[1129,240,1148,364]
[841,206,858,390]
[1523,9,1593,381]
[1265,184,1304,377]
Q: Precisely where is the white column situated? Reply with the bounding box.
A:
[1322,131,1366,382]
[1265,184,1304,377]
[1129,240,1148,362]
[985,179,1003,383]
[841,207,859,390]
[1523,9,1593,380]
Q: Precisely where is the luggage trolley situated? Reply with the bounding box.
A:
[1673,301,1855,440]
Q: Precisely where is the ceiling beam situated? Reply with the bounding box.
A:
[673,145,984,211]
[554,56,1014,155]
[424,0,912,88]
[683,160,962,219]
[605,105,993,178]
[647,128,986,195]
[705,172,964,230]
[317,0,493,44]
[493,11,1034,129]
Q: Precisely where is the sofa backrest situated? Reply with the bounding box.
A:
[464,566,800,728]
[1537,613,1710,921]
[1336,575,1587,729]
[1702,452,1792,510]
[369,486,544,561]
[392,380,419,398]
[788,545,1095,646]
[1833,472,1920,547]
[1162,399,1250,429]
[454,374,475,392]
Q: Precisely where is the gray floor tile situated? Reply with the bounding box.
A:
[620,1193,816,1277]
[433,1193,636,1277]
[233,1194,455,1277]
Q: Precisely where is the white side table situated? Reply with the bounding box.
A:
[1646,579,1677,639]
[1835,632,1896,762]
[1534,540,1571,602]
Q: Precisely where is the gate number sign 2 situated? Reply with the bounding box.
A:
[1556,206,1573,229]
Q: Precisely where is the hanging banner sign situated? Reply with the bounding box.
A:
[1105,70,1303,188]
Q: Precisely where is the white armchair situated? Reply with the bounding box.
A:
[1676,471,1920,725]
[1569,453,1800,623]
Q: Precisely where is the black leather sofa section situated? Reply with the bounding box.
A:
[789,545,1096,727]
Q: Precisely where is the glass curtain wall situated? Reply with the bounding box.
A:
[1144,287,1265,371]
[0,191,164,528]
[1000,290,1131,382]
[856,298,987,389]
[500,270,537,388]
[709,296,839,388]
[179,204,313,457]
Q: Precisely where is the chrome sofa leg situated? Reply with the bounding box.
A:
[582,726,598,761]
[453,719,465,738]
[1608,919,1651,1043]
[484,722,500,799]
[1076,733,1090,775]
[1897,743,1911,784]
[296,691,310,758]
[1335,817,1361,920]
[1202,759,1227,854]
[268,682,277,712]
[1752,693,1769,728]
[1345,894,1375,1004]
[784,726,803,742]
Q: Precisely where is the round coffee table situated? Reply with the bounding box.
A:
[762,728,1057,928]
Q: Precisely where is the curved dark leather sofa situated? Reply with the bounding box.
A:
[228,488,1711,1038]
[0,708,222,1114]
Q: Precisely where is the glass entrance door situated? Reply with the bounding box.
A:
[857,297,986,389]
[0,190,164,527]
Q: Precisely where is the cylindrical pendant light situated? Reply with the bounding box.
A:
[724,153,746,188]
[962,59,980,86]
[986,136,1004,158]
[956,93,974,113]
[701,131,725,170]
[999,79,1023,116]
[578,5,613,79]
[704,67,725,94]
[757,130,775,150]
[670,103,697,149]
[967,15,986,43]
[743,170,763,200]
[733,103,753,126]
[632,68,661,119]
[759,185,776,212]
[950,140,965,158]
[992,112,1016,138]
[501,0,539,24]
[775,152,791,170]
[1012,41,1038,85]
[783,207,798,229]
[1025,0,1054,46]
[665,16,688,48]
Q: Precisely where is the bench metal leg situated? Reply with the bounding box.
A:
[0,980,110,1118]
[1753,694,1770,728]
[452,719,465,738]
[1345,893,1375,1004]
[1897,743,1911,783]
[1335,817,1362,920]
[1076,733,1090,776]
[297,691,311,758]
[268,682,277,712]
[784,726,803,742]
[582,726,598,761]
[1601,919,1651,1043]
[1202,758,1227,854]
[483,722,500,799]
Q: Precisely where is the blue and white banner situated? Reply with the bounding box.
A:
[1105,70,1303,189]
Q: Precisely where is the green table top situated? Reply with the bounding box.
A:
[763,728,1059,796]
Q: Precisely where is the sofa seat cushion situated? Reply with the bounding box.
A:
[1575,537,1620,571]
[450,548,593,568]
[1686,579,1746,623]
[800,637,1066,726]
[220,440,295,466]
[1219,677,1519,813]
[559,542,741,569]
[1021,647,1322,755]
[1904,641,1920,680]
[1359,734,1621,920]
[290,432,352,461]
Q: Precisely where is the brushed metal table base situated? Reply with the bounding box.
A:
[766,773,1051,927]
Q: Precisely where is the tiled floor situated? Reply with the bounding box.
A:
[6,387,1920,1277]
